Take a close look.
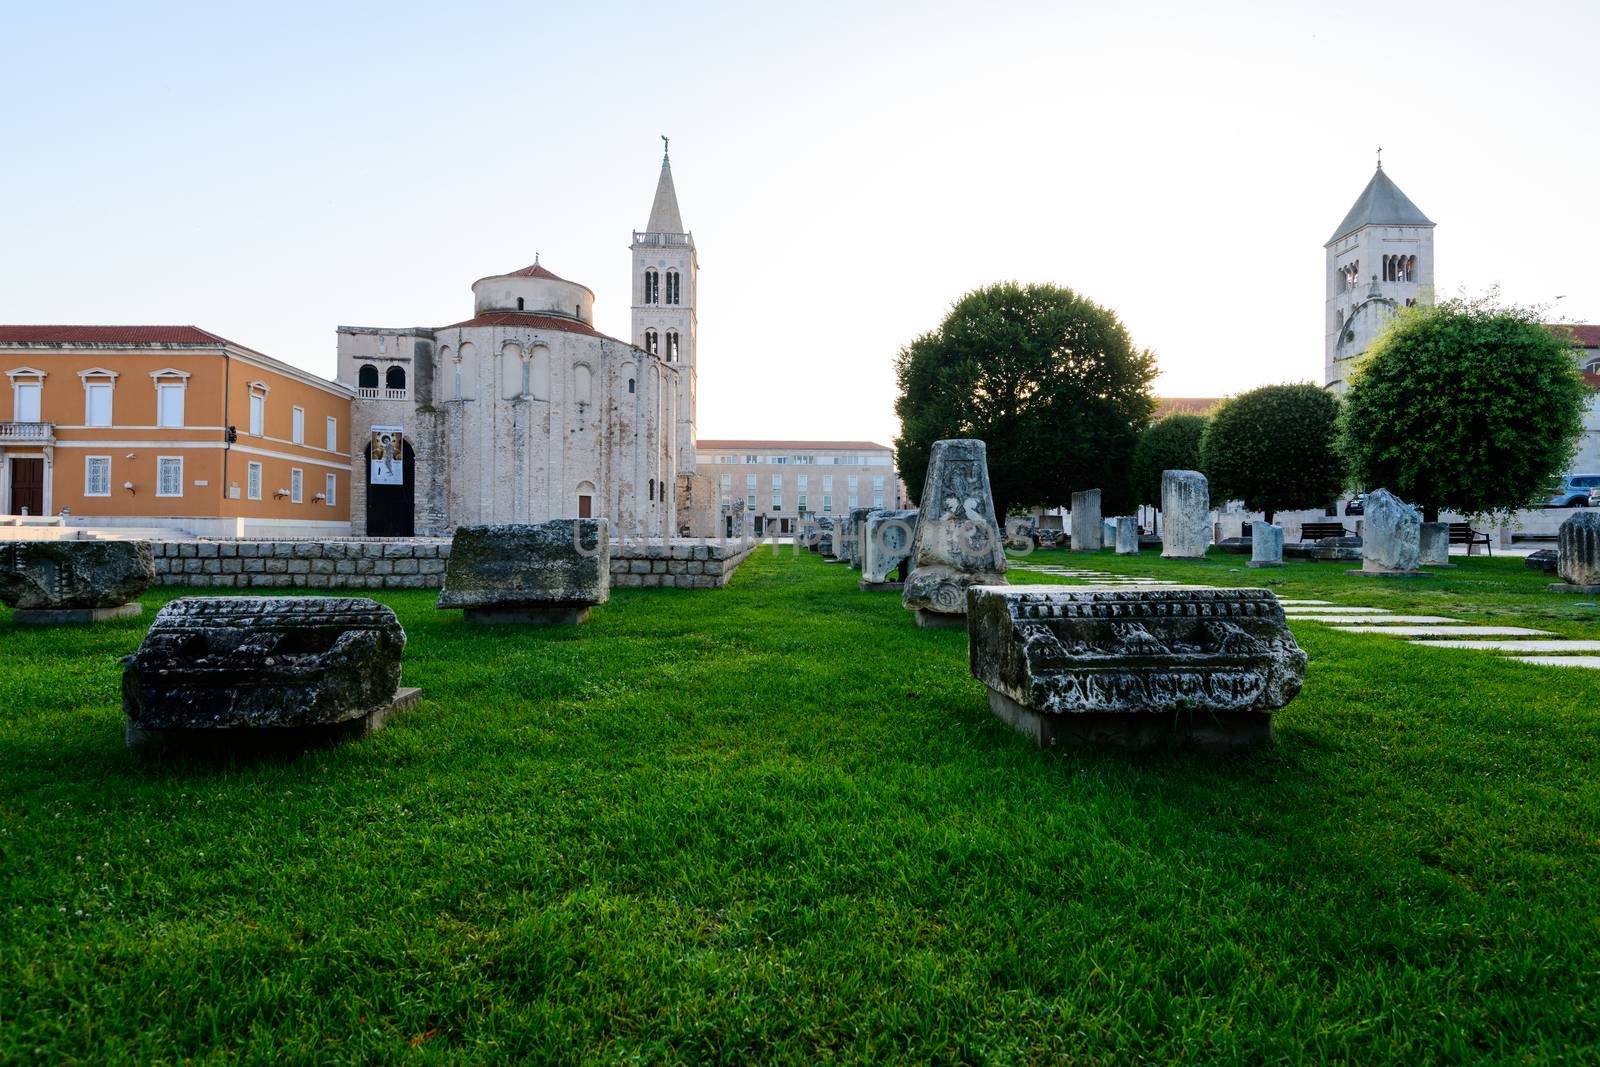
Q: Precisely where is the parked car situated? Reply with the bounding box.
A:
[1344,494,1366,516]
[1546,474,1600,508]
[1589,485,1600,507]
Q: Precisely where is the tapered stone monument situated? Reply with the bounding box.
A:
[902,439,1007,628]
[1249,522,1285,568]
[1070,489,1102,551]
[1,540,155,624]
[1550,511,1600,593]
[1160,470,1210,559]
[968,585,1305,752]
[438,519,609,623]
[1349,489,1428,578]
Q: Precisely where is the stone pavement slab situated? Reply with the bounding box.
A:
[1407,639,1600,653]
[1292,615,1462,624]
[1330,625,1553,637]
[1507,656,1600,668]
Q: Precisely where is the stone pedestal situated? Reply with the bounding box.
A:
[122,596,413,750]
[1159,471,1210,558]
[1419,521,1454,568]
[1354,489,1426,577]
[437,519,608,623]
[1551,512,1600,592]
[1114,516,1138,555]
[967,585,1304,753]
[860,509,917,589]
[1070,489,1102,551]
[1,540,156,621]
[1249,522,1285,568]
[902,439,1007,624]
[916,608,969,629]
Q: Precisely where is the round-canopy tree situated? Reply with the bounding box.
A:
[1199,384,1345,524]
[893,282,1157,519]
[1130,413,1209,512]
[1339,297,1590,521]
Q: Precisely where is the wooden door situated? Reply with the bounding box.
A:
[578,495,592,519]
[9,458,43,516]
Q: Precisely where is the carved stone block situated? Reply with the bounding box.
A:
[1114,516,1138,556]
[438,520,608,623]
[967,585,1306,752]
[1070,489,1102,551]
[1552,511,1600,592]
[1,540,155,621]
[122,596,413,748]
[1160,471,1210,558]
[1250,523,1285,568]
[860,509,918,589]
[1353,488,1426,577]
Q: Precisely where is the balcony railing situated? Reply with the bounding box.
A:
[357,388,409,401]
[633,232,692,247]
[0,421,53,443]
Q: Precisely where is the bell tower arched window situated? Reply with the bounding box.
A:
[644,330,659,357]
[644,269,660,305]
[666,270,680,305]
[666,331,680,363]
[385,366,407,391]
[358,364,379,389]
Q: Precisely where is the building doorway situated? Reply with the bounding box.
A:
[7,457,44,516]
[365,439,415,536]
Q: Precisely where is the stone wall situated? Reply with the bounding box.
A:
[149,537,757,591]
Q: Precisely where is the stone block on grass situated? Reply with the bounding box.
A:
[438,520,609,624]
[1,540,156,625]
[902,439,1007,627]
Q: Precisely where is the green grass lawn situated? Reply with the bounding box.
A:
[2,547,1598,1063]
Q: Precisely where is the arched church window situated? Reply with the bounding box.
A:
[645,330,658,357]
[358,364,379,389]
[1406,255,1416,282]
[644,269,660,305]
[517,297,525,310]
[1336,309,1344,330]
[628,378,636,394]
[385,366,407,391]
[666,331,679,363]
[666,270,680,305]
[649,478,656,501]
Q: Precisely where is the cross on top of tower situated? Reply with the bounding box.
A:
[1376,145,1382,170]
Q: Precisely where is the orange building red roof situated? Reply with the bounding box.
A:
[0,325,236,346]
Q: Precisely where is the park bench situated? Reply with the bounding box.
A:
[1449,522,1492,556]
[1298,521,1353,542]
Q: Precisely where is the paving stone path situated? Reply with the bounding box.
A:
[1009,561,1599,670]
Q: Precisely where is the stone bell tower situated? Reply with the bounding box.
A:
[1324,155,1435,392]
[631,137,699,470]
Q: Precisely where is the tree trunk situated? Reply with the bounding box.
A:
[1264,509,1276,526]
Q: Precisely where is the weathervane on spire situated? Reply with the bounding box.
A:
[662,134,670,159]
[1376,145,1383,170]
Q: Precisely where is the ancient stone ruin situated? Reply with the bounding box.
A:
[1070,489,1102,551]
[1353,489,1426,577]
[1114,516,1138,556]
[967,585,1306,753]
[902,439,1007,628]
[1417,521,1452,568]
[122,596,416,750]
[1551,511,1600,593]
[846,507,875,570]
[860,509,918,590]
[1250,522,1285,568]
[0,540,156,624]
[437,519,609,624]
[1160,470,1210,559]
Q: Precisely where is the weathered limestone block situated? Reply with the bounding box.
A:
[1114,516,1138,556]
[1526,548,1558,574]
[438,520,609,624]
[0,540,156,624]
[846,507,875,569]
[1160,471,1210,559]
[1070,489,1102,551]
[1418,521,1452,568]
[1249,523,1285,568]
[1552,511,1600,592]
[967,585,1305,752]
[1103,519,1117,548]
[860,509,918,589]
[1356,489,1424,576]
[824,516,849,562]
[122,596,416,748]
[902,439,1007,627]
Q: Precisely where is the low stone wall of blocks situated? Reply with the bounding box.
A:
[149,537,758,591]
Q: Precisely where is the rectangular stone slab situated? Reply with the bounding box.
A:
[1280,606,1390,614]
[1507,655,1600,669]
[967,584,1305,751]
[1407,639,1600,652]
[437,519,608,611]
[1289,614,1462,624]
[1329,625,1554,637]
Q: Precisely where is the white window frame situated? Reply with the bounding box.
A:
[84,455,112,497]
[79,369,118,427]
[156,456,183,497]
[291,406,305,445]
[13,380,42,422]
[247,461,262,501]
[326,416,338,452]
[249,393,265,436]
[325,472,337,507]
[156,384,185,428]
[291,467,303,504]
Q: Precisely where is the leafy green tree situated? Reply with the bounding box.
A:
[1130,413,1209,512]
[1199,384,1345,524]
[1339,296,1590,521]
[893,282,1157,519]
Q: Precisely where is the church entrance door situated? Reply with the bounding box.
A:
[365,439,415,536]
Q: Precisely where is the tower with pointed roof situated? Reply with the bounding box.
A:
[632,139,698,470]
[1325,160,1435,391]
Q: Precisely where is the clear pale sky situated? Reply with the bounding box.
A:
[3,1,1596,447]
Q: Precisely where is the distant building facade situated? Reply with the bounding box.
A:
[0,325,353,536]
[1325,163,1436,392]
[338,147,697,537]
[695,440,905,536]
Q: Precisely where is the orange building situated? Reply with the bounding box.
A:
[0,326,353,537]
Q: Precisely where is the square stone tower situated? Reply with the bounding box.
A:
[632,139,698,471]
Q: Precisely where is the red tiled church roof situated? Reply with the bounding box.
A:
[0,325,236,346]
[502,263,569,281]
[1559,324,1600,348]
[437,312,624,343]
